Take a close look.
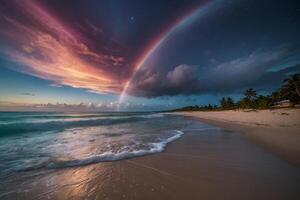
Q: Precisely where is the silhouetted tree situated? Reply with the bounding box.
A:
[236,98,249,109]
[244,88,257,101]
[226,97,235,108]
[243,88,257,108]
[220,97,235,109]
[281,73,300,103]
[270,90,282,104]
[208,104,213,110]
[255,95,272,109]
[220,97,227,109]
[172,73,300,112]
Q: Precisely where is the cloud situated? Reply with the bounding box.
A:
[0,0,129,95]
[0,101,169,112]
[200,48,288,92]
[166,64,198,86]
[128,48,298,97]
[251,64,300,89]
[20,92,35,96]
[50,83,63,88]
[128,64,201,97]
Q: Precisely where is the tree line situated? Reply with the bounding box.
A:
[172,73,300,111]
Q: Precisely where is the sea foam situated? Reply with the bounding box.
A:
[15,130,184,171]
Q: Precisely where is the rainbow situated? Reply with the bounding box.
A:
[118,0,222,105]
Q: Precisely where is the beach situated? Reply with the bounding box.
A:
[169,108,300,167]
[1,0,299,199]
[1,111,300,199]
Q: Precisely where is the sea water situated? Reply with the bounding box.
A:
[1,112,300,200]
[0,112,190,174]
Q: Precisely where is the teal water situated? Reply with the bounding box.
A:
[1,112,300,200]
[0,112,191,173]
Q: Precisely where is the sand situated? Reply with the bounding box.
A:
[3,115,300,200]
[169,108,300,167]
[11,130,300,200]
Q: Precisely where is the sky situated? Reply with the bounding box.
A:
[0,0,299,111]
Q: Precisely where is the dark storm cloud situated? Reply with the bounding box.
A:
[202,48,288,92]
[251,64,300,90]
[129,47,299,97]
[129,64,201,97]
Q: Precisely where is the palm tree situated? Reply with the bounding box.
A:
[271,91,282,103]
[226,97,235,108]
[244,88,257,101]
[242,88,257,108]
[220,97,227,109]
[282,74,300,98]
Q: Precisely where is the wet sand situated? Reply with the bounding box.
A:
[3,120,300,200]
[169,109,300,167]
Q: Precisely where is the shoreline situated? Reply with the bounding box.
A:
[167,108,300,168]
[2,112,300,199]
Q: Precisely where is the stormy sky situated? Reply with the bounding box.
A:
[0,0,299,111]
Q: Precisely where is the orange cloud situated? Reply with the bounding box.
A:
[0,0,127,94]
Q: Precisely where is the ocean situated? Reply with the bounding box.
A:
[1,112,300,200]
[0,112,191,173]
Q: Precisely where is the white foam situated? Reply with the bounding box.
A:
[46,130,184,169]
[183,127,220,131]
[140,113,164,119]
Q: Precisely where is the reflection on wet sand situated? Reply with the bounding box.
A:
[43,164,112,200]
[2,126,300,200]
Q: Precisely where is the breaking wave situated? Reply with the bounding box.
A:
[14,130,184,171]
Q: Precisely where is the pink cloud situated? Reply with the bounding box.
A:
[0,0,128,94]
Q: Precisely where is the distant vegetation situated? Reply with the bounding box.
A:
[172,73,300,111]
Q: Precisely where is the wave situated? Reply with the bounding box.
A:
[0,113,165,137]
[15,130,184,171]
[183,127,221,131]
[0,112,159,122]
